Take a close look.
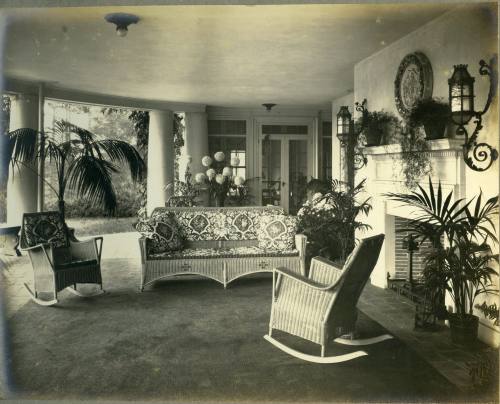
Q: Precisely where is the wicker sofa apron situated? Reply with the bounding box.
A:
[139,206,306,290]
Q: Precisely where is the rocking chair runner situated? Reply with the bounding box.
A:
[265,234,392,363]
[20,211,105,306]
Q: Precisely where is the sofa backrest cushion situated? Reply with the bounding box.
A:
[150,206,285,242]
[256,213,297,251]
[136,212,184,254]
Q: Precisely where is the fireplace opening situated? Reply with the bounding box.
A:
[388,216,445,329]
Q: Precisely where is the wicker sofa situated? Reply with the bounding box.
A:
[137,206,306,290]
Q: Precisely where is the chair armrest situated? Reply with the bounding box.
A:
[294,234,307,276]
[295,233,307,254]
[138,237,148,263]
[22,243,55,270]
[274,266,340,291]
[308,256,344,284]
[69,237,103,262]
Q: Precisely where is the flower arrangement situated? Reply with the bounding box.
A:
[194,151,245,207]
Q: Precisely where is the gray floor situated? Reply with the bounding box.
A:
[1,238,498,401]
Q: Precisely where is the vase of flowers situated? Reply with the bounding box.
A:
[194,151,244,207]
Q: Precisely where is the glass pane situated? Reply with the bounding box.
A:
[208,136,246,179]
[289,139,308,215]
[261,138,281,206]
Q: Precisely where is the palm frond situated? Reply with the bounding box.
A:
[93,139,146,182]
[66,155,118,215]
[8,127,39,165]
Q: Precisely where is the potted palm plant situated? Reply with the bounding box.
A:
[297,178,372,265]
[386,178,499,345]
[408,98,450,140]
[8,119,146,219]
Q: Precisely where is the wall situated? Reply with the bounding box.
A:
[352,4,499,346]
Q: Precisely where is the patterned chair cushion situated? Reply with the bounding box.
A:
[148,246,299,260]
[21,211,69,249]
[136,214,184,254]
[256,214,297,251]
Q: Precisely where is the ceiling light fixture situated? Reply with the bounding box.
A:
[105,13,139,37]
[262,103,276,112]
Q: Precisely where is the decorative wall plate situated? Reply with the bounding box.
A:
[394,52,433,118]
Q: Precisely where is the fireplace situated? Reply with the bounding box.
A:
[357,138,465,289]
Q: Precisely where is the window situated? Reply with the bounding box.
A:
[321,121,332,180]
[208,119,247,179]
[208,136,246,179]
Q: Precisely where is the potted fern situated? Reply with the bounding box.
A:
[356,110,402,147]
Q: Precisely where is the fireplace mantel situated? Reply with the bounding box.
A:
[362,138,464,156]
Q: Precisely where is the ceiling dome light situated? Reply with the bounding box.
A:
[105,13,139,37]
[262,103,276,112]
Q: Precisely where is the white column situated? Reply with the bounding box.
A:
[146,110,174,215]
[7,94,39,225]
[182,111,208,179]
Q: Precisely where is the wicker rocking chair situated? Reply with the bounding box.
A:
[265,234,392,363]
[20,211,105,306]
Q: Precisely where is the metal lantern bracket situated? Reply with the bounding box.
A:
[451,56,498,172]
[352,99,368,170]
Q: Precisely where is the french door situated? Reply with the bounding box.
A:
[260,134,308,214]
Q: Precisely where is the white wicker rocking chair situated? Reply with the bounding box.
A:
[264,234,392,363]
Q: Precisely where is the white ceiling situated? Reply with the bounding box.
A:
[2,3,457,109]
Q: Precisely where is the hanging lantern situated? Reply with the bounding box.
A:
[448,64,475,126]
[336,106,352,145]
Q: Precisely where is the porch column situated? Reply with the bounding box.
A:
[6,94,39,225]
[146,110,174,215]
[182,111,208,179]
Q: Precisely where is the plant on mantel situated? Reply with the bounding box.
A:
[398,125,432,189]
[407,97,450,140]
[386,178,499,345]
[355,110,402,147]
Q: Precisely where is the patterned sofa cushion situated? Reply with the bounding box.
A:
[136,213,184,254]
[257,214,297,251]
[148,246,299,260]
[150,207,285,242]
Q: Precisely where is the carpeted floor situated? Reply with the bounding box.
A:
[5,258,464,403]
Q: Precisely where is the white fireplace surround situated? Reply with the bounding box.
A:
[358,138,465,289]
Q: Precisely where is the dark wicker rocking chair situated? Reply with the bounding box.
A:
[20,211,105,306]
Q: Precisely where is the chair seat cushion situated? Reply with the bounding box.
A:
[54,259,98,270]
[148,246,299,260]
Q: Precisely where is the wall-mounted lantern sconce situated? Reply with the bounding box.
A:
[336,99,368,170]
[448,56,498,171]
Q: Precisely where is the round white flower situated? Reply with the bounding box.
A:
[214,151,225,162]
[194,172,207,184]
[233,176,244,186]
[230,156,240,166]
[312,192,323,201]
[215,174,225,184]
[206,168,216,179]
[201,156,213,167]
[222,166,233,177]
